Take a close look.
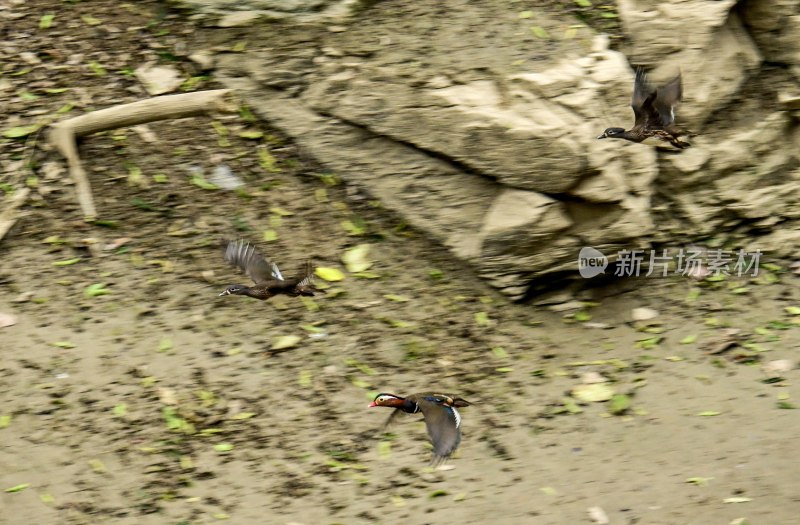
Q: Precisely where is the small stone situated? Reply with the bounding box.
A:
[134,64,184,95]
[321,46,343,57]
[631,307,659,322]
[762,359,793,378]
[188,50,215,70]
[581,372,608,384]
[778,91,800,110]
[12,291,34,303]
[217,11,260,28]
[0,312,17,328]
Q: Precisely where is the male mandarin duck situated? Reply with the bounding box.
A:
[597,68,691,149]
[218,239,321,300]
[369,392,471,464]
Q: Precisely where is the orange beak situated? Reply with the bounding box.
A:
[368,401,378,408]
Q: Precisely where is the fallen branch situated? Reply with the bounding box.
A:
[48,89,235,220]
[0,188,31,242]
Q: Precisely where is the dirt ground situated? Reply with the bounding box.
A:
[1,2,799,524]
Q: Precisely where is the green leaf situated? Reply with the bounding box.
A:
[271,334,302,350]
[315,267,345,282]
[84,283,110,298]
[263,229,278,242]
[112,404,127,417]
[574,311,591,322]
[530,26,550,39]
[51,341,75,349]
[491,347,509,359]
[680,334,698,344]
[39,13,55,29]
[53,257,81,267]
[518,10,533,18]
[239,130,263,139]
[298,370,312,388]
[777,401,796,409]
[158,338,173,353]
[384,294,409,302]
[474,312,491,327]
[636,336,662,349]
[258,148,280,172]
[0,415,11,428]
[342,244,372,273]
[697,411,721,417]
[3,125,39,139]
[4,483,30,493]
[88,459,106,473]
[609,394,631,415]
[269,206,293,217]
[784,306,800,315]
[353,271,380,279]
[341,218,367,236]
[575,0,591,6]
[81,14,102,25]
[685,477,713,485]
[230,412,256,420]
[88,61,107,76]
[213,443,234,453]
[190,174,218,190]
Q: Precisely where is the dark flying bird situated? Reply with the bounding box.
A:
[369,392,471,464]
[218,239,320,300]
[597,68,690,149]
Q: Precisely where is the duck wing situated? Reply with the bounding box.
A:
[295,260,316,288]
[381,407,406,430]
[418,399,463,461]
[630,68,663,129]
[221,239,281,284]
[652,73,682,127]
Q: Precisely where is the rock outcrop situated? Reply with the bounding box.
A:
[186,0,799,298]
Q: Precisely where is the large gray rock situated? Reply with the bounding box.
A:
[305,74,589,193]
[616,0,737,61]
[741,0,800,65]
[650,14,761,126]
[205,0,799,298]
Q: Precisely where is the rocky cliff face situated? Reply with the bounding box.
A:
[181,0,800,299]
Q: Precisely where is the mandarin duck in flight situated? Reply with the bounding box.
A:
[369,392,471,464]
[218,239,320,300]
[597,68,690,149]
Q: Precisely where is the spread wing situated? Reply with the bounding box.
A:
[418,400,463,461]
[652,73,682,126]
[295,260,315,288]
[381,408,405,430]
[630,68,663,129]
[221,239,280,284]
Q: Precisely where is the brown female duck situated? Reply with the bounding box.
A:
[369,392,471,464]
[218,239,320,300]
[597,68,690,149]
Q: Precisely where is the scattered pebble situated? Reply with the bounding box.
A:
[587,506,609,524]
[631,307,659,322]
[0,312,17,328]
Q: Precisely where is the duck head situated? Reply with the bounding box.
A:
[219,284,248,296]
[369,393,405,408]
[597,127,625,140]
